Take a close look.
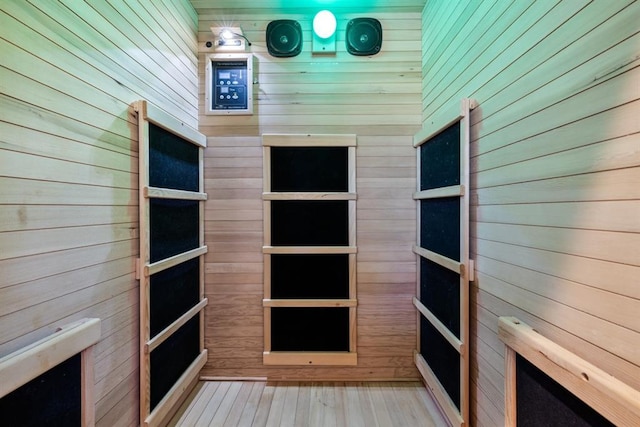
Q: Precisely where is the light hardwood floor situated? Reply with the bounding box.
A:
[168,381,449,426]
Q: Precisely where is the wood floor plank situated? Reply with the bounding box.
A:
[251,381,276,427]
[172,382,220,426]
[197,381,232,425]
[368,382,396,426]
[222,382,254,427]
[236,382,266,427]
[322,383,338,427]
[392,382,437,426]
[264,381,286,427]
[309,382,326,426]
[344,382,367,427]
[169,381,446,427]
[357,382,380,427]
[293,381,311,426]
[280,382,299,426]
[334,382,347,427]
[166,382,205,427]
[209,381,243,426]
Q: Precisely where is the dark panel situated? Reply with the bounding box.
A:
[516,355,615,427]
[420,257,460,338]
[0,354,81,427]
[149,123,199,192]
[420,316,460,410]
[150,258,200,337]
[272,254,349,299]
[266,20,303,58]
[271,200,348,246]
[346,18,383,56]
[271,146,348,192]
[420,122,460,191]
[420,197,460,261]
[150,317,200,410]
[271,307,349,351]
[150,198,199,262]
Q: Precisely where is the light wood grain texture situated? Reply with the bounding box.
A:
[263,352,358,366]
[169,381,446,427]
[1,3,199,426]
[0,318,101,398]
[499,317,640,427]
[421,1,640,425]
[137,99,208,426]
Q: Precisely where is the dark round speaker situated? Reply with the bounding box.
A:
[346,18,382,56]
[266,20,303,58]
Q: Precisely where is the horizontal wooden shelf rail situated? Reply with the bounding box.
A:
[0,317,101,398]
[263,246,358,254]
[263,299,358,308]
[0,318,101,427]
[142,246,208,277]
[145,187,207,201]
[413,245,463,275]
[263,192,357,201]
[413,185,464,200]
[145,299,208,354]
[135,100,206,148]
[413,99,477,147]
[413,298,463,353]
[499,316,640,427]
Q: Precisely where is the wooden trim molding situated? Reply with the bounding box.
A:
[498,316,640,427]
[263,352,358,366]
[0,318,101,427]
[261,133,358,366]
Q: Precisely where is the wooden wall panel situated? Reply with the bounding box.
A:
[0,1,199,426]
[198,10,422,380]
[421,1,640,425]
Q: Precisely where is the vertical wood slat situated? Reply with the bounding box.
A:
[137,99,153,421]
[504,345,517,427]
[81,346,96,427]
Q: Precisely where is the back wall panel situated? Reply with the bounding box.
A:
[198,10,423,380]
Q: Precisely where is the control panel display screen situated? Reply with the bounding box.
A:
[211,61,248,110]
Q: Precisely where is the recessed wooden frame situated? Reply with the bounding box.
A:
[0,318,101,427]
[135,100,208,427]
[499,317,640,427]
[262,134,358,366]
[413,99,476,427]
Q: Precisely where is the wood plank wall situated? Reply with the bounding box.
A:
[0,1,199,426]
[196,9,423,380]
[420,1,640,425]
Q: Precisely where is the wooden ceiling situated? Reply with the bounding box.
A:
[189,0,426,14]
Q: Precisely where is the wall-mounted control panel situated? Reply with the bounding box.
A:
[205,53,253,115]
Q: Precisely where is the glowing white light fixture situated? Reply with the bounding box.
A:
[210,26,251,51]
[312,10,337,53]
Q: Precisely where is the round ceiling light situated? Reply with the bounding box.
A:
[313,10,337,39]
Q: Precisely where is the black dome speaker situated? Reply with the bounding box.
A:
[266,20,303,58]
[346,18,382,56]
